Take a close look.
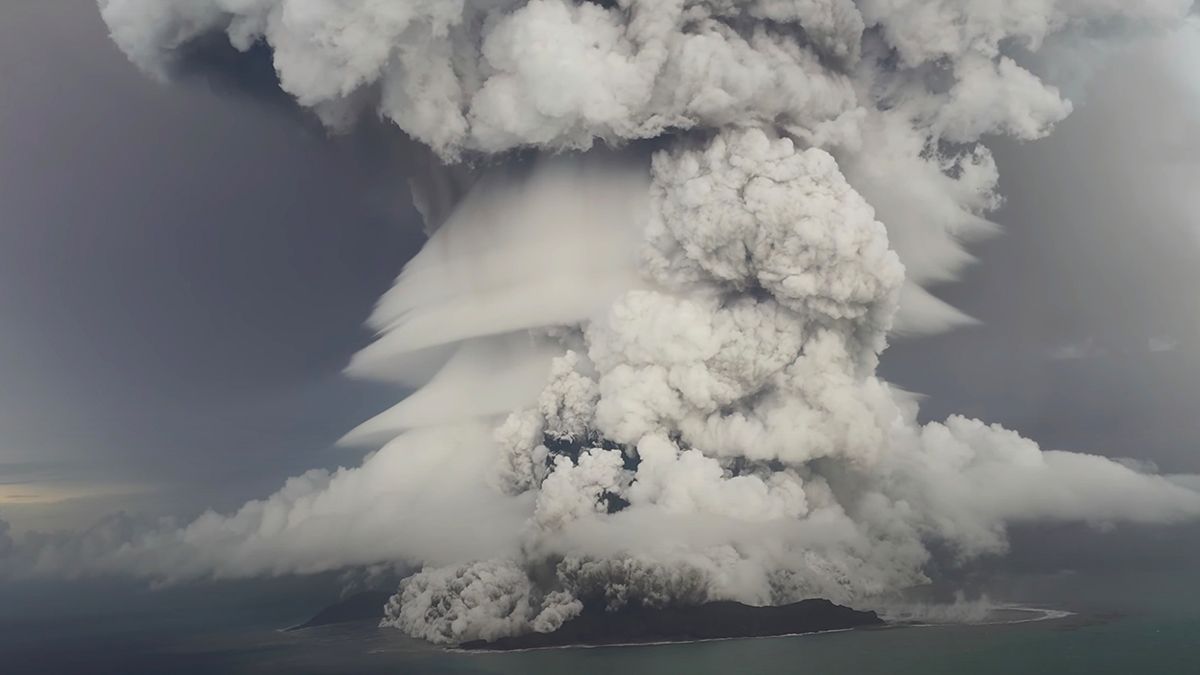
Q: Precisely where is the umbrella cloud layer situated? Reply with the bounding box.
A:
[10,0,1195,644]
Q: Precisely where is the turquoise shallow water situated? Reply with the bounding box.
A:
[198,605,1200,675]
[2,570,1197,674]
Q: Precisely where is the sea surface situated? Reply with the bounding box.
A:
[1,569,1196,674]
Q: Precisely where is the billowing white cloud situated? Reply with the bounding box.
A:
[54,0,1200,646]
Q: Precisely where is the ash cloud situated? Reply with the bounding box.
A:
[24,0,1196,644]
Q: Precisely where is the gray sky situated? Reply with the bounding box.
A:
[0,2,1198,538]
[0,1,425,530]
[884,31,1200,473]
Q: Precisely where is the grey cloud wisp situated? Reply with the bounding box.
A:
[19,0,1197,644]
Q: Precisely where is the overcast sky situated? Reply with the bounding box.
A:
[1,2,1198,534]
[0,2,426,530]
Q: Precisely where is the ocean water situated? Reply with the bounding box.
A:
[2,569,1196,674]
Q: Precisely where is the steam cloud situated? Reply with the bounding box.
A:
[15,0,1198,644]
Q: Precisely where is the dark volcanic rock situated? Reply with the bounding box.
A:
[289,590,393,630]
[460,599,883,650]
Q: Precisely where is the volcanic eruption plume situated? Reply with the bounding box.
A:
[68,0,1200,644]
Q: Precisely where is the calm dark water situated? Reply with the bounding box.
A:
[2,570,1196,674]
